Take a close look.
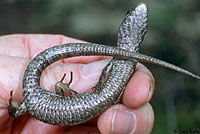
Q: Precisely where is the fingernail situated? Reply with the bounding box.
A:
[80,59,110,79]
[111,106,136,134]
[147,83,153,101]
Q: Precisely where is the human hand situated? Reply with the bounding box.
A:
[0,34,154,134]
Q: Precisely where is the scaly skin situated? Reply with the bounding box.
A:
[8,4,200,126]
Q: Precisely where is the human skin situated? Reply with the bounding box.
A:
[0,34,154,134]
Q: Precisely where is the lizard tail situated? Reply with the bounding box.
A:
[133,53,200,80]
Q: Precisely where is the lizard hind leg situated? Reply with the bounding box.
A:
[8,90,27,118]
[55,72,78,96]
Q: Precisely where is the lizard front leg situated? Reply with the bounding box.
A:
[8,91,27,118]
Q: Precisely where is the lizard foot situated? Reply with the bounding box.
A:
[8,91,19,118]
[55,72,78,96]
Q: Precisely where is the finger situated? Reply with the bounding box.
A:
[0,34,79,57]
[122,63,155,108]
[97,103,154,134]
[0,34,107,64]
[0,34,62,57]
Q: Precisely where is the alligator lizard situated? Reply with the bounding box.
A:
[8,4,200,126]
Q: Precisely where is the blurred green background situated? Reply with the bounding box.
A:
[1,0,200,133]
